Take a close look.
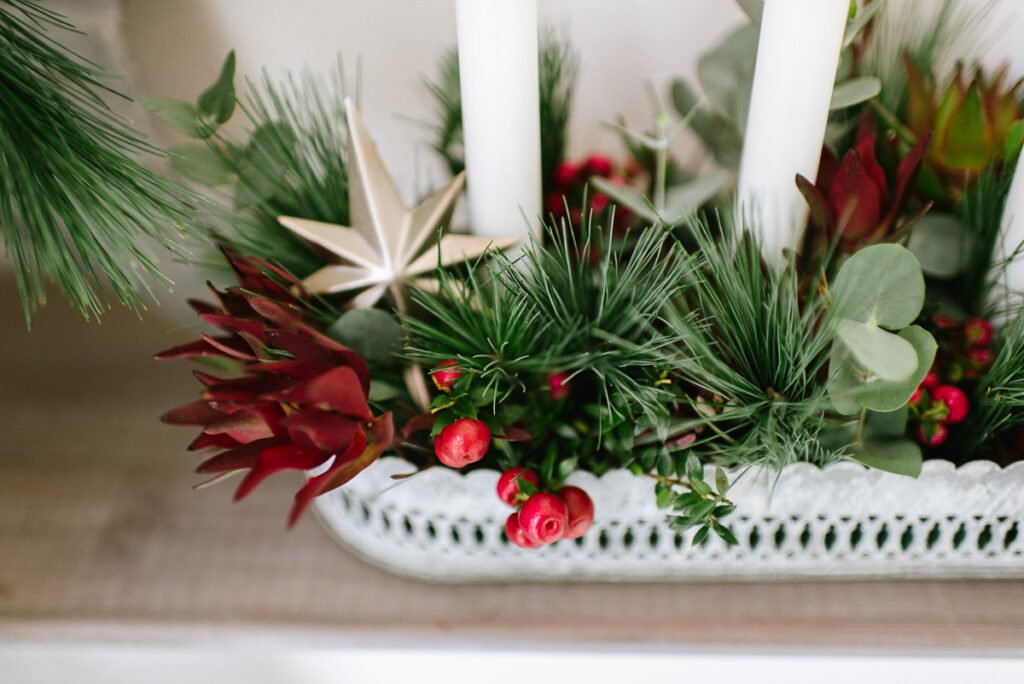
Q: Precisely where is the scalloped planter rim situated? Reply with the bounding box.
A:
[313,458,1024,583]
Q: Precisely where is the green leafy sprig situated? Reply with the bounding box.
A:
[0,0,196,324]
[145,52,352,276]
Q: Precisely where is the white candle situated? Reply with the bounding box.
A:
[993,159,1024,315]
[737,0,850,264]
[455,0,542,244]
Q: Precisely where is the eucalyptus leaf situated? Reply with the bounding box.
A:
[830,77,881,110]
[139,96,212,139]
[836,319,918,382]
[167,143,232,186]
[843,0,886,50]
[907,213,973,279]
[857,325,937,413]
[697,24,758,130]
[831,244,926,329]
[589,176,658,224]
[864,405,909,439]
[735,0,763,24]
[660,170,731,225]
[197,50,237,125]
[327,308,404,368]
[853,438,923,477]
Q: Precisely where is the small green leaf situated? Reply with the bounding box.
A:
[843,0,885,49]
[197,50,237,125]
[713,522,740,546]
[140,96,211,139]
[830,77,881,110]
[327,308,404,368]
[655,482,675,509]
[1004,120,1024,162]
[430,412,455,437]
[907,213,974,279]
[692,525,711,546]
[714,466,730,495]
[557,455,580,482]
[166,143,232,186]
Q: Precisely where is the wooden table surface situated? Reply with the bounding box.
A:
[2,275,1024,652]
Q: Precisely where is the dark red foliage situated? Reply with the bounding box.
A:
[157,251,393,526]
[797,124,930,248]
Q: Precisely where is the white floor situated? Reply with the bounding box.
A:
[2,644,1024,684]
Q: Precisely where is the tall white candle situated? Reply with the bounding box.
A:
[455,0,542,244]
[993,159,1024,315]
[737,0,850,264]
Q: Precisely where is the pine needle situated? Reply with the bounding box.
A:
[0,0,196,325]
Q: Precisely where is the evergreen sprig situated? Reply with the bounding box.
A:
[970,314,1024,457]
[0,0,196,323]
[148,53,352,277]
[657,221,842,470]
[405,213,690,423]
[421,28,579,193]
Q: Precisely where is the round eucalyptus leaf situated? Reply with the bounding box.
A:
[857,325,937,413]
[836,319,919,382]
[907,213,973,279]
[831,244,926,329]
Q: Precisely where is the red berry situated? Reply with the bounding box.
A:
[558,486,595,540]
[505,512,542,549]
[917,422,949,447]
[921,371,941,390]
[546,191,567,215]
[496,467,540,507]
[933,314,957,330]
[548,371,571,401]
[964,317,993,347]
[434,418,490,469]
[518,493,569,545]
[432,360,461,389]
[968,346,994,368]
[590,193,609,213]
[933,385,969,424]
[909,387,923,405]
[584,154,614,178]
[554,161,579,187]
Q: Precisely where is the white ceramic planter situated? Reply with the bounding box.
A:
[313,457,1024,582]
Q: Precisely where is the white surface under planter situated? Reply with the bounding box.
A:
[313,457,1024,583]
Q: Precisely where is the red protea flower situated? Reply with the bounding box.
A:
[156,251,393,526]
[798,124,930,248]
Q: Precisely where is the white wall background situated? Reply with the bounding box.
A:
[117,0,1024,204]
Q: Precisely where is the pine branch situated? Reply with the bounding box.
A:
[656,220,842,470]
[0,0,196,324]
[969,314,1024,456]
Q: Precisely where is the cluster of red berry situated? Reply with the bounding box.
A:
[909,316,994,447]
[547,154,630,228]
[498,467,594,549]
[430,359,588,549]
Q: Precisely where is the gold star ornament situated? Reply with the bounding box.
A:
[279,99,518,309]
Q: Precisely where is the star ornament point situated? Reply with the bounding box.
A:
[278,99,518,308]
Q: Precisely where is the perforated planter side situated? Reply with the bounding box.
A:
[312,457,1024,583]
